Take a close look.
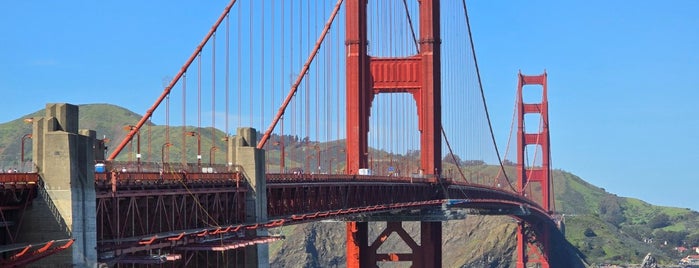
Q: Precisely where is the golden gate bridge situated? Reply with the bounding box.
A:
[0,0,576,267]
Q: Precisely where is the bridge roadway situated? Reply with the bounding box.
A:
[0,171,556,266]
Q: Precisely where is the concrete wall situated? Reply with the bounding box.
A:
[21,103,98,267]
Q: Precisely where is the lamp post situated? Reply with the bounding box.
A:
[186,131,201,169]
[305,154,315,174]
[21,133,32,164]
[161,142,172,169]
[124,125,141,171]
[314,145,322,173]
[273,140,286,173]
[209,146,218,166]
[221,135,235,171]
[328,157,335,175]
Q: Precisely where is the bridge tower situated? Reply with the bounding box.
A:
[516,71,552,268]
[345,0,443,267]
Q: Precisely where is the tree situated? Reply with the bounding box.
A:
[406,150,420,159]
[442,154,462,165]
[598,195,626,227]
[685,233,699,247]
[654,229,688,246]
[462,160,485,166]
[622,225,652,241]
[584,227,597,237]
[647,213,671,229]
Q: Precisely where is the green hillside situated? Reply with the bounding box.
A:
[1,103,697,266]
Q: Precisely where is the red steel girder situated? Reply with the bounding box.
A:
[266,176,439,218]
[96,176,247,259]
[0,173,39,184]
[370,57,422,92]
[0,239,74,267]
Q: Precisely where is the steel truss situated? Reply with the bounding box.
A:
[96,171,248,265]
[266,174,441,217]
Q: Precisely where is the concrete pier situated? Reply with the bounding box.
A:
[230,127,269,268]
[20,103,98,267]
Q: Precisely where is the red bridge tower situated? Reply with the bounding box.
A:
[345,0,443,267]
[516,71,552,268]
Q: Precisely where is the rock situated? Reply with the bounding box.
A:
[641,252,658,268]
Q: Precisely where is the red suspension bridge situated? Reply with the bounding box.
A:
[0,0,580,267]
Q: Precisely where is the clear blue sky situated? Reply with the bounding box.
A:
[1,1,698,210]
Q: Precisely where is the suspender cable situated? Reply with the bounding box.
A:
[315,1,320,161]
[225,14,229,137]
[257,0,345,148]
[197,53,202,144]
[271,0,275,144]
[165,94,170,163]
[462,0,515,191]
[182,73,187,165]
[249,0,253,127]
[212,32,216,164]
[305,0,310,150]
[237,3,241,129]
[107,0,238,160]
[402,0,419,54]
[147,117,152,162]
[224,13,230,165]
[261,0,265,135]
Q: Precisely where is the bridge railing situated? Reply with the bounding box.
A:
[95,171,243,187]
[0,173,39,184]
[36,177,72,236]
[101,161,238,174]
[266,173,441,184]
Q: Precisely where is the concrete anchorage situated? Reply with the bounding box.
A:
[229,127,269,267]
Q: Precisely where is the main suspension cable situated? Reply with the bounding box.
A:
[461,0,516,192]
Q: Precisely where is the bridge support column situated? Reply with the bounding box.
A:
[345,0,443,266]
[418,222,442,267]
[347,221,442,268]
[346,222,369,267]
[516,72,552,267]
[21,103,98,266]
[231,127,268,268]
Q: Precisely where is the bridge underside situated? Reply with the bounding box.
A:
[0,173,75,266]
[267,173,560,267]
[94,171,263,266]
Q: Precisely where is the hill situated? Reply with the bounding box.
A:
[1,103,697,266]
[0,104,146,168]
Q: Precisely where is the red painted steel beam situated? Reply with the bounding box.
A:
[0,173,39,183]
[345,3,374,262]
[417,0,442,178]
[418,221,442,267]
[345,0,370,174]
[346,221,368,268]
[523,103,542,113]
[370,57,422,91]
[1,239,74,267]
